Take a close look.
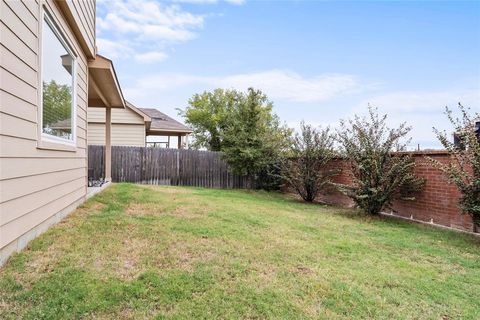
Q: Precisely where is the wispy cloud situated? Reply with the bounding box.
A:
[124,70,479,149]
[171,0,245,4]
[125,70,374,102]
[356,90,480,115]
[96,38,134,60]
[96,0,238,64]
[134,51,169,63]
[97,0,204,40]
[278,87,479,149]
[349,89,480,149]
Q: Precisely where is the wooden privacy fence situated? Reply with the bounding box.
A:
[88,145,251,189]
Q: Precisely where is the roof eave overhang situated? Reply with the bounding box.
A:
[55,0,95,59]
[88,55,125,109]
[125,101,152,122]
[147,129,193,135]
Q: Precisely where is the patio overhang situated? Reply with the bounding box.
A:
[88,55,125,109]
[87,54,125,183]
[147,129,193,136]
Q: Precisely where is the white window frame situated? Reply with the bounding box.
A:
[38,7,77,150]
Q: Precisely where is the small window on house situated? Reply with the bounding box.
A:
[41,15,75,141]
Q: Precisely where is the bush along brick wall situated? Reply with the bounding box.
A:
[319,151,475,233]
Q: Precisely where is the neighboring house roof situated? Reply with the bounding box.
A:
[140,108,193,134]
[125,101,151,123]
[48,118,72,130]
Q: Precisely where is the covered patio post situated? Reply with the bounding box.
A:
[88,54,126,184]
[105,107,112,181]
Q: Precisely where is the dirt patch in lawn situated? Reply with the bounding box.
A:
[74,202,107,217]
[114,237,152,280]
[125,203,165,216]
[140,185,191,194]
[155,238,219,271]
[125,202,207,219]
[23,246,61,283]
[77,236,152,281]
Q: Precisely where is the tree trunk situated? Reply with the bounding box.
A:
[473,215,480,233]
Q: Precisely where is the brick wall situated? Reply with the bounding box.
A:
[318,151,475,232]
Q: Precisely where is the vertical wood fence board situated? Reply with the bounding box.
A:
[88,145,250,189]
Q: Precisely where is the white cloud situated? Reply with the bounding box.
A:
[125,70,372,103]
[223,71,369,102]
[135,51,169,63]
[96,38,134,60]
[171,0,245,4]
[225,0,245,4]
[356,90,480,115]
[96,0,207,62]
[124,70,479,148]
[350,89,480,149]
[141,25,196,42]
[98,1,204,34]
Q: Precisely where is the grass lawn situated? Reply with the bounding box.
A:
[1,184,479,319]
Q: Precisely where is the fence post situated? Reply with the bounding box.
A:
[140,147,144,183]
[176,150,180,186]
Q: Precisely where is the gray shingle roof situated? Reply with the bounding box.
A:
[140,108,192,133]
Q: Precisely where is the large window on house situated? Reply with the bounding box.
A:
[41,14,75,141]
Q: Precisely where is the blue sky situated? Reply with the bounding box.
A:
[97,0,480,149]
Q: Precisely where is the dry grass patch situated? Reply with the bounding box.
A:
[113,237,152,280]
[125,202,207,219]
[154,238,220,272]
[140,185,191,194]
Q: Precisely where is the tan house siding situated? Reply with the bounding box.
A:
[88,123,146,147]
[88,107,146,146]
[56,0,96,58]
[88,107,145,124]
[0,0,94,261]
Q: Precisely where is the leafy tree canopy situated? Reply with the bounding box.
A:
[42,80,72,127]
[179,88,238,151]
[180,88,291,177]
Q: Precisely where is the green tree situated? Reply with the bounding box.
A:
[180,88,291,181]
[280,122,337,202]
[429,104,480,232]
[179,89,238,151]
[42,80,72,128]
[221,88,291,177]
[336,106,424,215]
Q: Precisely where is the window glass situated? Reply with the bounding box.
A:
[42,17,74,141]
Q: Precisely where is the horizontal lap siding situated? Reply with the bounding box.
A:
[87,123,105,145]
[69,0,95,57]
[111,125,145,146]
[0,187,86,248]
[88,123,146,147]
[88,107,145,124]
[0,0,91,250]
[0,90,36,123]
